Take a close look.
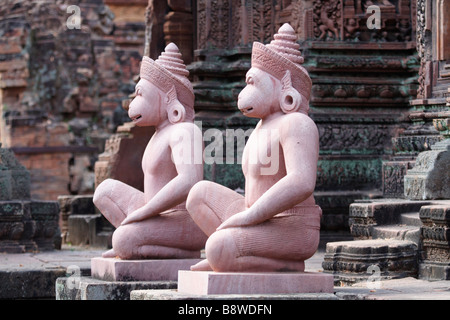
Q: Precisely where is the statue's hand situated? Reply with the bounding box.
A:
[216,210,252,231]
[121,207,154,225]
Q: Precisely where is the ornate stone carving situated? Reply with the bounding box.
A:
[313,0,342,41]
[416,0,431,99]
[310,0,414,42]
[382,160,414,198]
[319,124,392,152]
[419,204,450,280]
[323,239,418,285]
[404,139,450,200]
[197,0,231,49]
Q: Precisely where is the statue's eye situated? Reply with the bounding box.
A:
[246,76,254,85]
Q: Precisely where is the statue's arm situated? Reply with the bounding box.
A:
[121,125,203,225]
[218,114,319,230]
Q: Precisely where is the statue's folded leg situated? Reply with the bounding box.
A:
[204,207,321,272]
[93,178,146,228]
[186,180,245,236]
[111,208,208,260]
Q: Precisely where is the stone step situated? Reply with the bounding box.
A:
[400,212,422,227]
[372,224,421,244]
[322,239,418,285]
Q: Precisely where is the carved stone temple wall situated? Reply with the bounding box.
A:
[323,0,450,282]
[143,0,419,243]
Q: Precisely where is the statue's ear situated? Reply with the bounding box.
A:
[279,70,302,114]
[165,86,186,124]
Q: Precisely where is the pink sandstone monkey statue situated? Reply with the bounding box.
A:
[186,24,321,272]
[93,43,207,260]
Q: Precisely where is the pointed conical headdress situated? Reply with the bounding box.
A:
[251,23,311,102]
[139,43,194,116]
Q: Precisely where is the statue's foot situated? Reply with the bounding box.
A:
[190,258,213,271]
[102,248,117,258]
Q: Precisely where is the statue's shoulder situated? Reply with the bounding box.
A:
[280,112,315,127]
[279,112,318,139]
[167,121,202,138]
[167,121,195,129]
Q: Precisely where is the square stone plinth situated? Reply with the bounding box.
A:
[91,257,201,282]
[177,271,334,295]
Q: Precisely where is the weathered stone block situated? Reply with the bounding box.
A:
[56,276,177,300]
[0,269,66,299]
[322,239,418,285]
[419,203,450,280]
[0,148,30,200]
[419,261,450,280]
[382,160,414,198]
[404,140,450,200]
[348,199,428,239]
[67,214,102,246]
[58,194,112,247]
[0,171,13,200]
[10,169,30,199]
[68,195,97,215]
[0,200,60,253]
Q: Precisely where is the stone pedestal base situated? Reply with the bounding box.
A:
[91,257,201,281]
[177,271,334,295]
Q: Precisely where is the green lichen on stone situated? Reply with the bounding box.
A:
[316,158,382,190]
[204,163,244,191]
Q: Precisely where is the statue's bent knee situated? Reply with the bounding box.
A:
[205,229,238,272]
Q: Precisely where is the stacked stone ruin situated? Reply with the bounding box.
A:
[0,145,60,253]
